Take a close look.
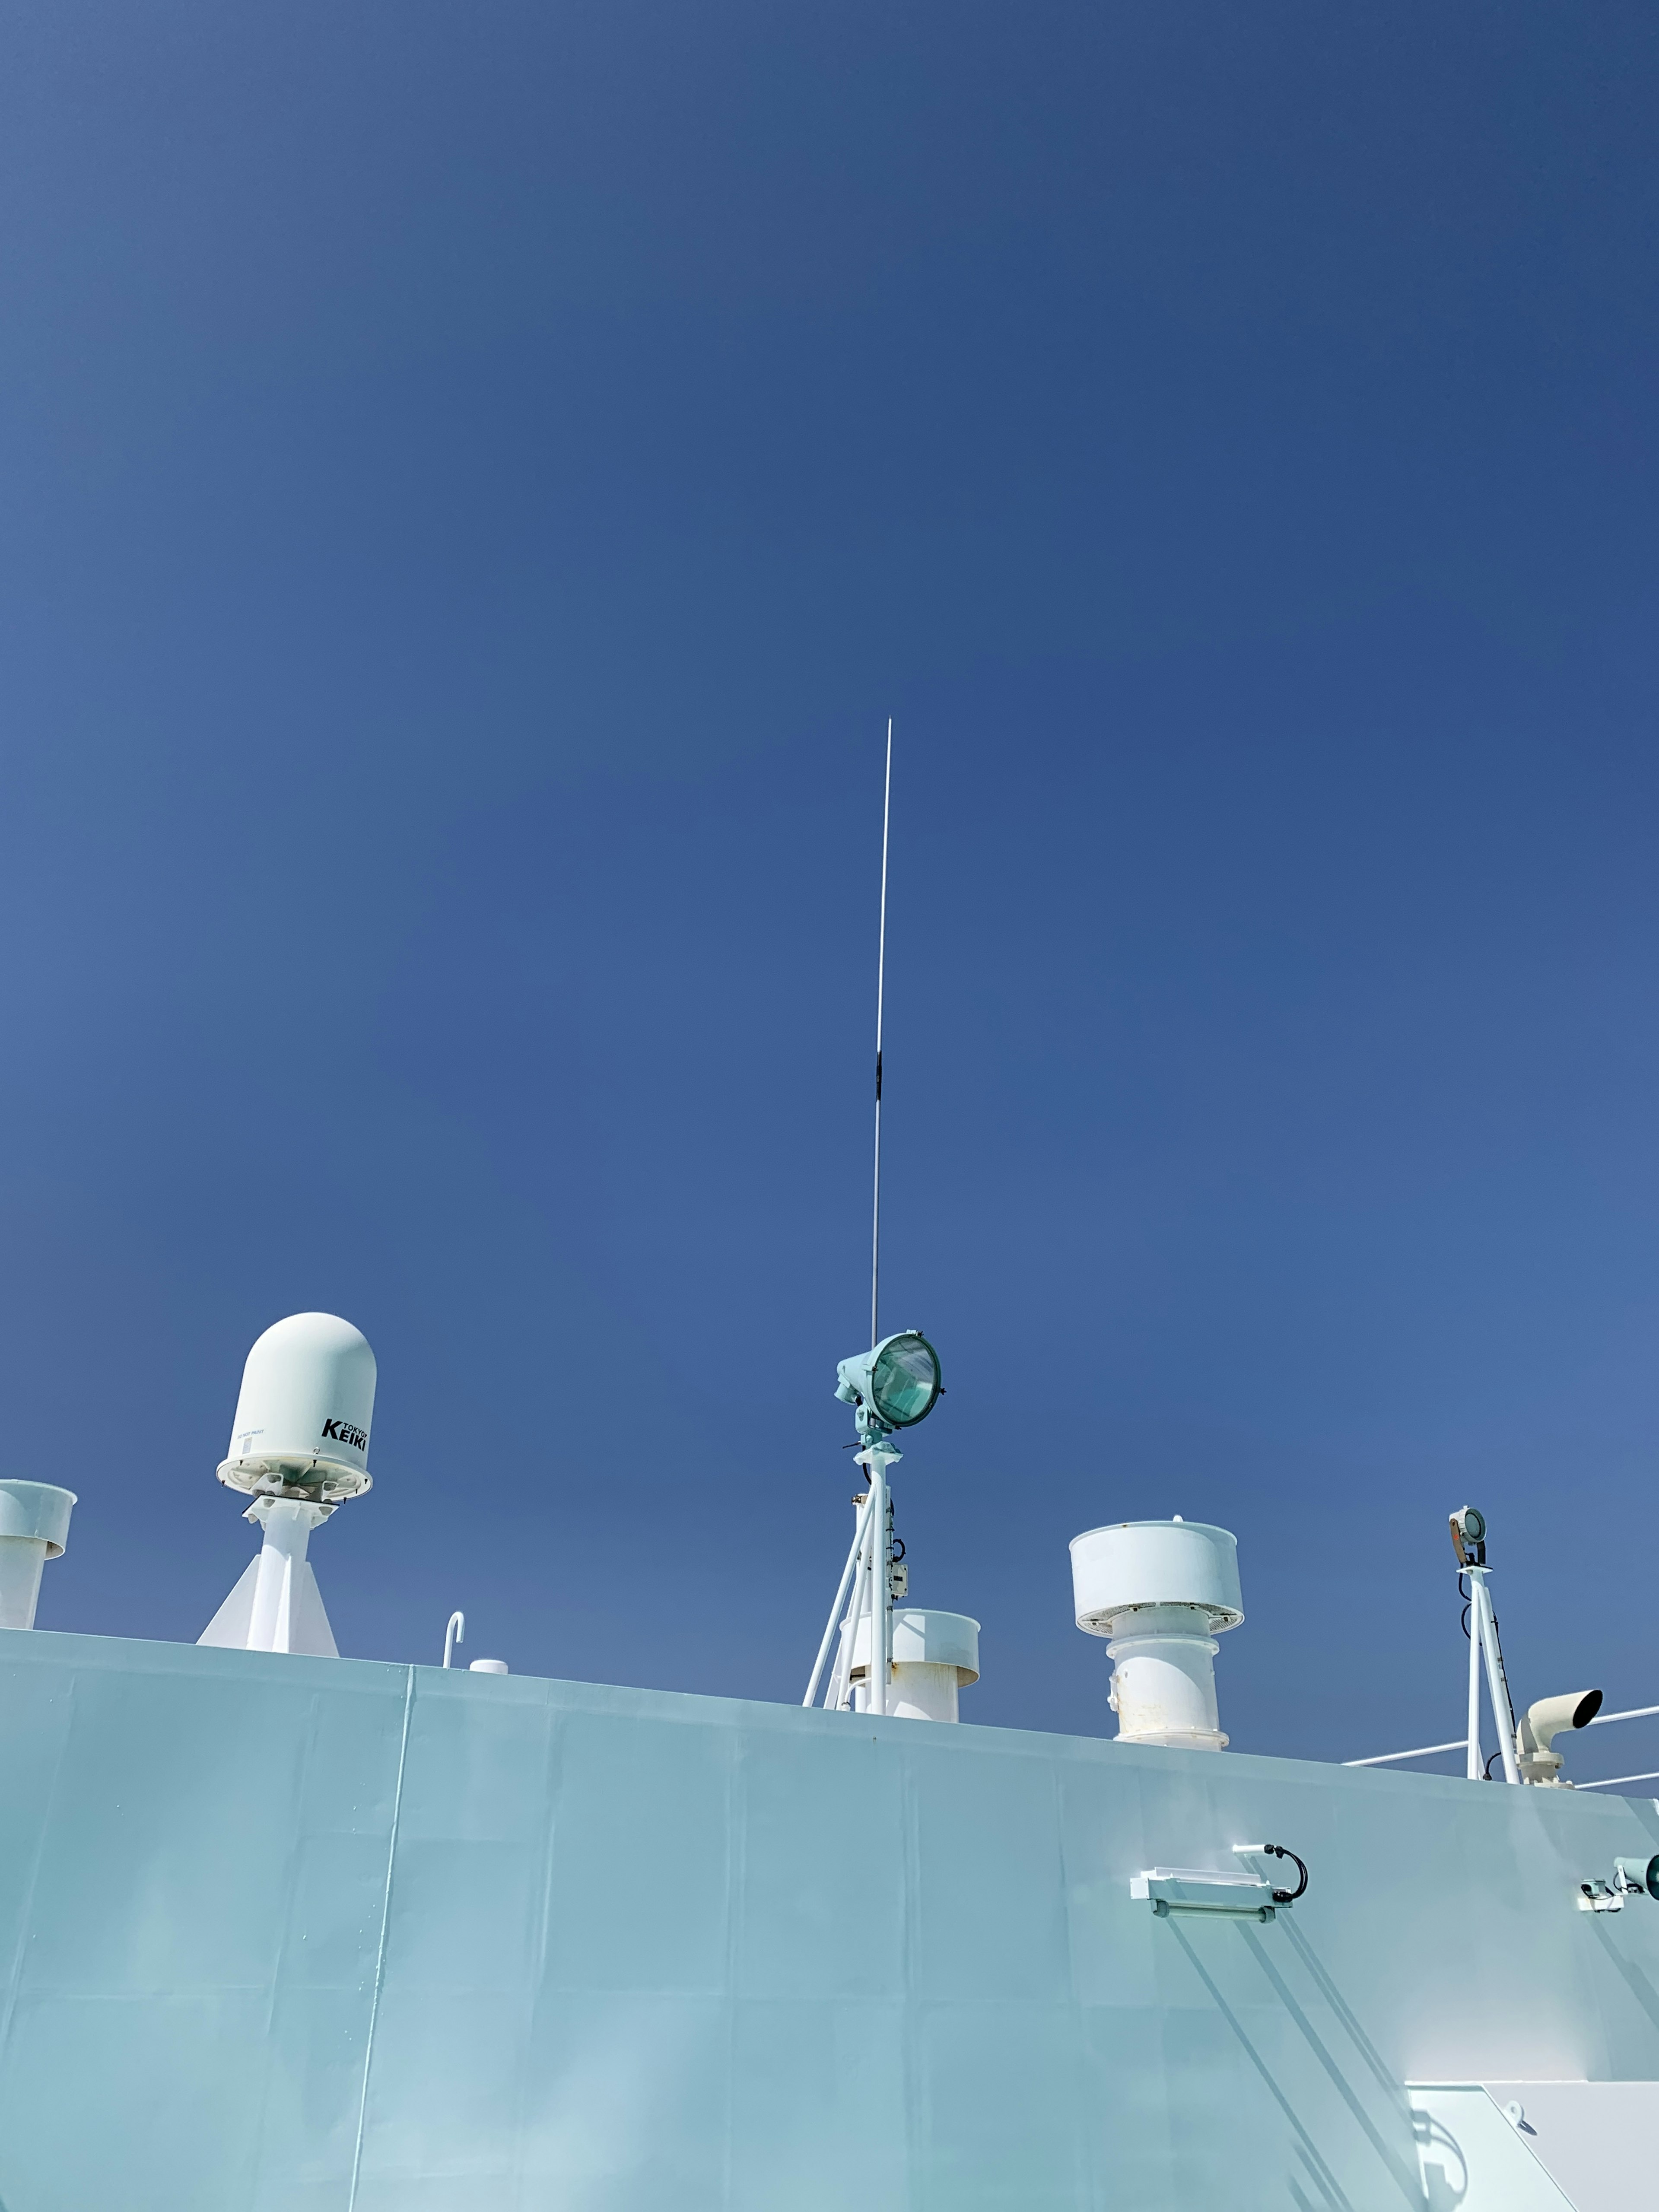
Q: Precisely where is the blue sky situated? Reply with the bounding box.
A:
[4,2,1659,1781]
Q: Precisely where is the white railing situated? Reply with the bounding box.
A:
[1343,1738,1469,1769]
[1347,1701,1659,1785]
[1574,1705,1659,1790]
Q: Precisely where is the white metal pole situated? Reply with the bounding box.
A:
[804,1492,875,1707]
[845,1557,871,1707]
[443,1611,464,1669]
[852,1517,874,1709]
[1473,1576,1520,1784]
[826,1615,852,1712]
[825,1611,848,1712]
[1466,1570,1484,1780]
[876,1478,889,1716]
[866,1444,900,1717]
[880,1478,892,1710]
[836,1509,872,1711]
[247,1500,324,1654]
[869,1460,888,1717]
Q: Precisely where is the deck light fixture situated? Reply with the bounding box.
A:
[835,1330,943,1440]
[1449,1506,1487,1569]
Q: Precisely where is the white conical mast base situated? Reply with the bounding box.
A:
[199,1499,339,1657]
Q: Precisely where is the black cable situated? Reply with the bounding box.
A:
[1260,1843,1309,1905]
[1488,1608,1517,1737]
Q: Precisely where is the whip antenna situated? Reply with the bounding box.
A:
[871,718,893,1348]
[804,717,971,1719]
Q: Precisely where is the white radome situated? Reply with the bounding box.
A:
[217,1312,378,1501]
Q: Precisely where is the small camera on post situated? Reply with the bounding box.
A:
[1449,1506,1487,1569]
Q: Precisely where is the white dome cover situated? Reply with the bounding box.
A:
[217,1312,377,1501]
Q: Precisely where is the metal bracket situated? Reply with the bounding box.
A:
[1131,1869,1277,1919]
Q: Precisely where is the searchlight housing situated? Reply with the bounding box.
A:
[834,1330,943,1442]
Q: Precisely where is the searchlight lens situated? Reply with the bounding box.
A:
[869,1332,942,1428]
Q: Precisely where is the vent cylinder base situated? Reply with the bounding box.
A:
[0,1482,76,1631]
[1106,1611,1227,1749]
[850,1608,981,1723]
[858,1661,962,1722]
[0,1538,49,1631]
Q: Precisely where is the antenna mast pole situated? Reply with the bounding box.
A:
[871,718,893,1351]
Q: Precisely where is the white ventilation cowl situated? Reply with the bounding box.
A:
[0,1481,76,1631]
[1070,1520,1243,1751]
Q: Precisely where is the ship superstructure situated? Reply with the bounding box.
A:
[2,1308,1658,2207]
[2,1621,1658,2208]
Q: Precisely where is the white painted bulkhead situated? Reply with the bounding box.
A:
[3,1628,1659,2207]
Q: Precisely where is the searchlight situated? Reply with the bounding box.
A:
[834,1329,944,1440]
